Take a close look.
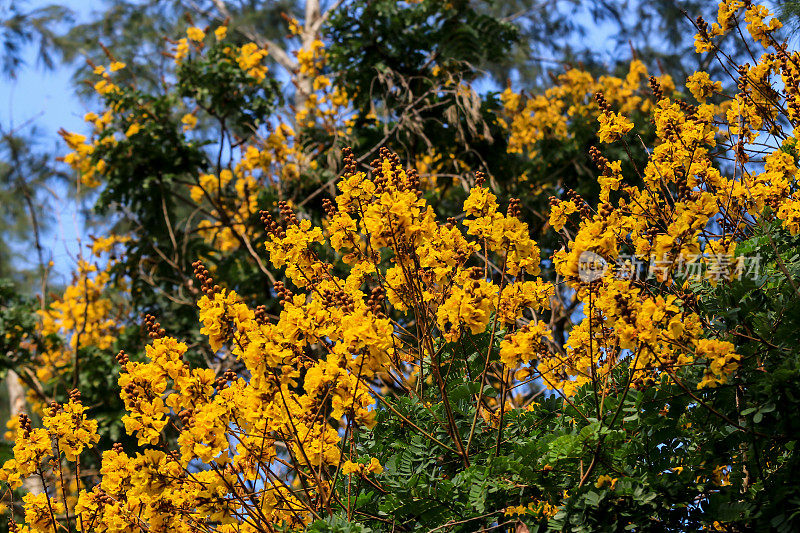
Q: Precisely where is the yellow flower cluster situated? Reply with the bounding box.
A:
[296,39,325,77]
[187,120,316,253]
[173,25,217,63]
[192,169,259,252]
[540,7,790,394]
[60,125,112,189]
[597,110,634,143]
[292,38,353,129]
[91,63,122,96]
[499,320,552,368]
[505,498,559,520]
[1,394,98,532]
[5,147,557,528]
[501,60,673,155]
[4,236,129,433]
[237,42,269,81]
[695,1,781,52]
[35,254,124,389]
[686,71,722,103]
[186,26,205,43]
[462,185,541,276]
[546,86,739,390]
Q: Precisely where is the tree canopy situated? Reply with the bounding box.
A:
[1,1,800,532]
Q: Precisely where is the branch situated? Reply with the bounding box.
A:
[305,0,321,36]
[209,0,231,18]
[263,38,296,71]
[311,0,345,34]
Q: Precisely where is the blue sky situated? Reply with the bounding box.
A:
[0,0,95,284]
[0,0,95,133]
[1,58,88,285]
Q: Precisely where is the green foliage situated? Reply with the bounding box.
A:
[696,220,800,529]
[315,354,797,530]
[779,0,800,37]
[0,279,44,370]
[0,0,72,78]
[56,0,296,95]
[303,219,800,532]
[326,0,517,109]
[175,44,283,136]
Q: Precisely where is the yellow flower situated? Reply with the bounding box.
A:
[696,339,740,389]
[24,493,64,532]
[366,457,383,475]
[237,42,269,81]
[174,38,189,63]
[182,113,198,131]
[463,185,498,217]
[686,72,722,103]
[125,123,141,137]
[597,111,633,143]
[595,475,618,489]
[187,26,206,42]
[549,200,577,231]
[745,4,781,47]
[342,461,361,475]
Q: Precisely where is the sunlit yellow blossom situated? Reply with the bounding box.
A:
[186,26,205,42]
[597,110,634,143]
